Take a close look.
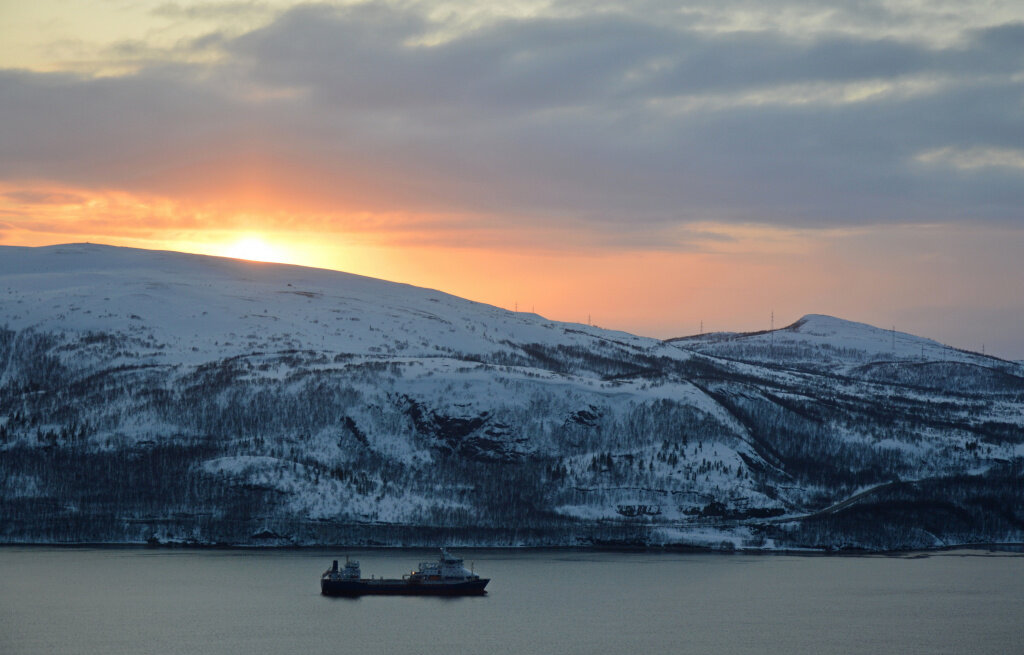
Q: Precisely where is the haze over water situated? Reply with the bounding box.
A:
[2,548,1021,655]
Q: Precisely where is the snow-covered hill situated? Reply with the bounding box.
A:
[1,244,1022,550]
[670,313,1008,374]
[0,243,661,366]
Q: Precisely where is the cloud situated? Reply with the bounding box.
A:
[151,1,271,21]
[0,3,1021,246]
[3,190,87,205]
[915,147,1024,171]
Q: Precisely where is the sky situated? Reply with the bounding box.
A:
[1,1,1022,358]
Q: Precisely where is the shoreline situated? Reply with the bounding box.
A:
[2,541,1022,556]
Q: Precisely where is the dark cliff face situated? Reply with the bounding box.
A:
[1,246,1022,550]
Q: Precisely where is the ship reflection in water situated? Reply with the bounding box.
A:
[321,549,489,596]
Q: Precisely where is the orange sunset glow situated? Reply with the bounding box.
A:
[5,180,1022,353]
[1,1,1022,357]
[220,237,293,264]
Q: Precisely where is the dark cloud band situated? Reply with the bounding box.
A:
[1,4,1021,240]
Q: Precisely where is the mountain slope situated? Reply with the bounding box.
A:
[669,313,1010,374]
[0,243,661,366]
[1,244,1022,550]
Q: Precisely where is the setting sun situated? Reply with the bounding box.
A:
[221,237,290,264]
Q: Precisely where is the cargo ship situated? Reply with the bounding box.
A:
[320,549,489,596]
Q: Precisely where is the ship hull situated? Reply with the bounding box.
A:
[321,578,489,597]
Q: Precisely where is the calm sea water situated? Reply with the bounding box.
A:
[1,547,1022,654]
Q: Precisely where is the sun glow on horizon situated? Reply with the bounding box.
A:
[2,180,1024,358]
[221,236,293,264]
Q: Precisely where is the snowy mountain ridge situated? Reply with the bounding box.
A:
[669,313,1010,375]
[1,243,660,367]
[1,244,1022,550]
